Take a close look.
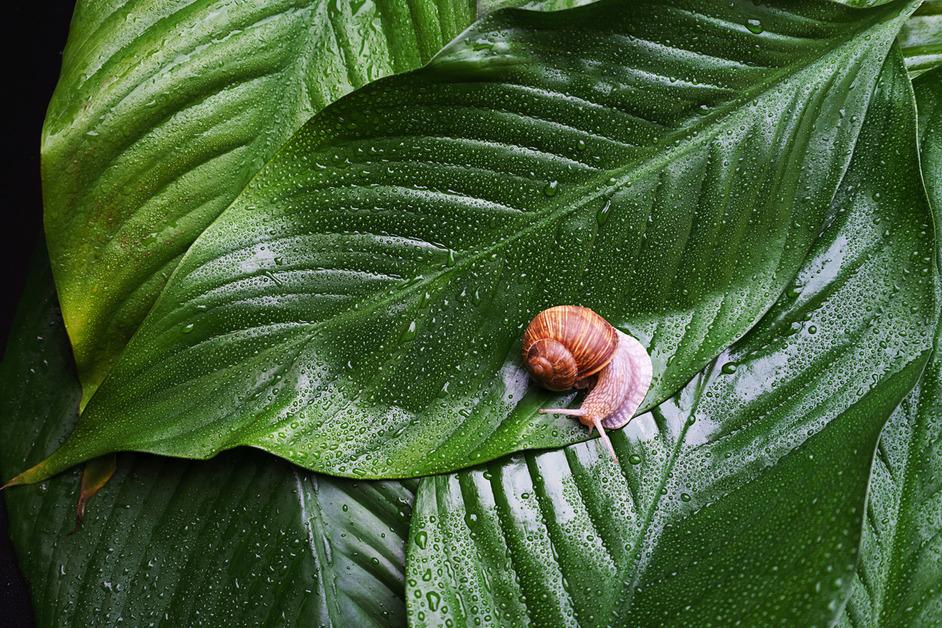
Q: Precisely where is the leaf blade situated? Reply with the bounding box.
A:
[0,251,417,626]
[838,65,942,628]
[899,0,942,77]
[22,0,926,483]
[43,0,476,402]
[405,49,939,627]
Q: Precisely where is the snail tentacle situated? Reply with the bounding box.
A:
[594,418,617,461]
[539,407,586,416]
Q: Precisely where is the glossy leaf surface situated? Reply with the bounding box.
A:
[42,0,476,401]
[900,0,942,77]
[480,0,594,12]
[839,66,942,628]
[405,52,939,627]
[0,252,416,626]
[19,0,925,484]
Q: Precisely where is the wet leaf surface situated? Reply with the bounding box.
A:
[899,0,942,77]
[22,0,925,482]
[1,253,417,626]
[405,51,939,627]
[42,0,476,402]
[839,66,942,628]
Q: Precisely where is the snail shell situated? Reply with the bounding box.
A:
[522,305,652,460]
[521,306,618,391]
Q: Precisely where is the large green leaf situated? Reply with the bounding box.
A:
[899,0,942,76]
[16,0,923,484]
[0,251,417,626]
[42,0,476,403]
[838,67,942,628]
[405,50,939,627]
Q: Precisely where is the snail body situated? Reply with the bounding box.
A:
[522,306,652,460]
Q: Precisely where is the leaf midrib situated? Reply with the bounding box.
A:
[293,470,347,622]
[609,372,710,623]
[189,3,902,376]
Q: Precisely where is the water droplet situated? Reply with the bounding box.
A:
[401,320,418,343]
[746,19,764,34]
[543,180,559,197]
[596,199,612,226]
[415,530,428,549]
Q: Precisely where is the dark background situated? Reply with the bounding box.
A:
[2,2,76,624]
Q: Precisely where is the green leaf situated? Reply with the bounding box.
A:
[1,250,417,626]
[478,0,596,13]
[42,0,476,403]
[405,50,939,627]
[17,0,925,484]
[834,0,899,7]
[899,0,942,77]
[838,66,942,628]
[917,68,942,216]
[839,342,942,625]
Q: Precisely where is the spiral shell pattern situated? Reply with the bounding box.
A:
[522,305,619,389]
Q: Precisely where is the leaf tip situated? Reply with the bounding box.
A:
[72,455,117,531]
[2,458,61,488]
[2,471,34,490]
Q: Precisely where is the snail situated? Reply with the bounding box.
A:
[522,305,652,461]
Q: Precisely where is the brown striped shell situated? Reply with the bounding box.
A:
[522,305,653,462]
[521,305,619,391]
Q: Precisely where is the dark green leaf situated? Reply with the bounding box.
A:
[839,339,942,625]
[1,251,416,626]
[17,0,925,484]
[42,0,476,402]
[838,66,942,628]
[899,0,942,77]
[405,51,938,627]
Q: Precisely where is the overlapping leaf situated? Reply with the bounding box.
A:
[0,251,417,626]
[42,0,476,402]
[899,0,942,76]
[14,0,925,485]
[839,66,942,628]
[8,2,486,623]
[405,51,939,627]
